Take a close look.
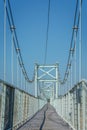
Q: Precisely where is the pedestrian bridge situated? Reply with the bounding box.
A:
[0,0,86,130]
[0,79,87,130]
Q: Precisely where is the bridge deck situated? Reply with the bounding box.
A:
[18,104,72,130]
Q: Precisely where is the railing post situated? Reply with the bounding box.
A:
[56,63,58,98]
[82,82,86,130]
[61,97,63,117]
[35,64,38,97]
[72,92,74,127]
[77,86,80,130]
[1,85,6,130]
[78,102,80,130]
[68,92,70,121]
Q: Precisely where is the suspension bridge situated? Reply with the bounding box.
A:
[0,0,87,130]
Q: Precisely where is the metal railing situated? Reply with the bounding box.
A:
[51,80,87,130]
[0,80,46,130]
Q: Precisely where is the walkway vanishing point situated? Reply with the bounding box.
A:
[17,104,72,130]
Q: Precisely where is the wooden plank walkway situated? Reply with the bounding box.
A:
[18,104,72,130]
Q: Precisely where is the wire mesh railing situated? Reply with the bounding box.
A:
[51,80,87,130]
[0,80,46,130]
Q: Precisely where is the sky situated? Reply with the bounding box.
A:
[0,0,87,85]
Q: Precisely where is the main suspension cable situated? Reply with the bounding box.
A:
[5,0,35,83]
[62,0,82,84]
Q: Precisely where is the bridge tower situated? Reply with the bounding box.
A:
[35,63,59,99]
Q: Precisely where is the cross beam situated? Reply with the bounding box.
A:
[35,63,59,98]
